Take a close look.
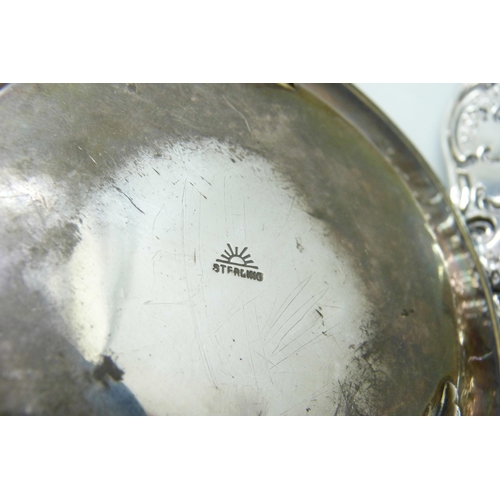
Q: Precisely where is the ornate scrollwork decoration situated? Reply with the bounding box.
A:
[445,83,500,309]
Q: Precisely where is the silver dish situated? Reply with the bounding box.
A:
[0,83,498,415]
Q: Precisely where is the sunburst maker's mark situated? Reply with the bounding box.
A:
[213,243,264,282]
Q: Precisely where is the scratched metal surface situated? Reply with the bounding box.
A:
[0,83,498,415]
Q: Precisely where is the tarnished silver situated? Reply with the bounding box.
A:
[1,84,499,415]
[444,84,500,310]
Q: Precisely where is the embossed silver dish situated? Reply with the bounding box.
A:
[0,83,498,415]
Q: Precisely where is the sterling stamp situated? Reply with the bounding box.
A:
[213,244,264,281]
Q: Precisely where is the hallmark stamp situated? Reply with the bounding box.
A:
[213,244,264,281]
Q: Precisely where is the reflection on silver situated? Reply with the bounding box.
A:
[444,84,500,309]
[424,380,461,416]
[1,83,499,414]
[42,139,373,415]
